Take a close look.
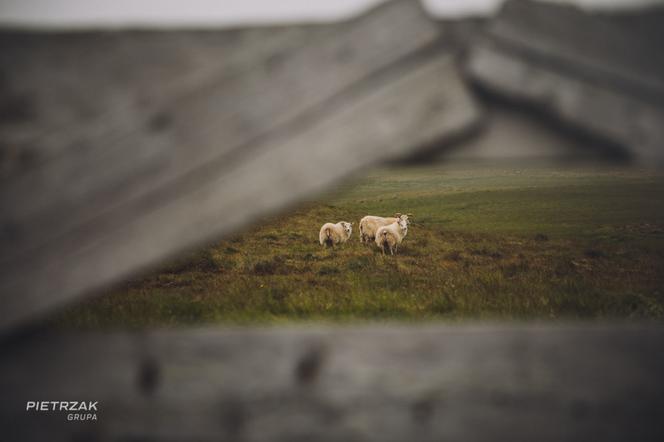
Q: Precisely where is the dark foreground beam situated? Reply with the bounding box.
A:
[0,0,480,333]
[1,325,663,442]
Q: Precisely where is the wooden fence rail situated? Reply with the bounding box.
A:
[1,324,664,441]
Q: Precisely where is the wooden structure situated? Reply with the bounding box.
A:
[466,0,664,161]
[2,325,664,441]
[1,1,663,440]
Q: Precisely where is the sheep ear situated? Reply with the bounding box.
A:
[395,212,401,217]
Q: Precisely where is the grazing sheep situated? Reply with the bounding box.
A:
[359,213,401,244]
[360,212,412,244]
[319,222,353,248]
[375,215,410,255]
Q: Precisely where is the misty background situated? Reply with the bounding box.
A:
[1,0,662,28]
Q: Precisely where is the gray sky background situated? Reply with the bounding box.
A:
[0,0,662,29]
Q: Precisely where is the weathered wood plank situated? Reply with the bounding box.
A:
[1,0,439,256]
[465,0,664,162]
[0,27,328,171]
[487,0,664,101]
[0,0,480,333]
[1,325,663,441]
[467,44,664,159]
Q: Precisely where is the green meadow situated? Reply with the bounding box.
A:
[55,164,664,328]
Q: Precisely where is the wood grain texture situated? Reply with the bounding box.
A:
[0,0,438,254]
[488,0,664,102]
[0,0,481,333]
[466,0,664,162]
[1,324,663,441]
[467,44,664,158]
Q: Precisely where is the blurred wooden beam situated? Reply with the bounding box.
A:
[0,0,480,333]
[1,324,663,441]
[466,0,664,161]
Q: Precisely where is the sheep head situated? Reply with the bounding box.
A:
[397,217,409,235]
[341,222,353,237]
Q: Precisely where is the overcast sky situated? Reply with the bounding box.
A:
[1,0,661,29]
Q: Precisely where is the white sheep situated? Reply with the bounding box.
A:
[359,213,411,244]
[375,215,409,255]
[319,221,353,248]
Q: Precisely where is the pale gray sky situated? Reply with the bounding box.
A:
[0,0,661,29]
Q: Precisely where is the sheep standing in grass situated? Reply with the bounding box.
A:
[375,215,409,255]
[319,222,353,248]
[359,213,402,244]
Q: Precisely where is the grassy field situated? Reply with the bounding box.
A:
[55,164,664,328]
